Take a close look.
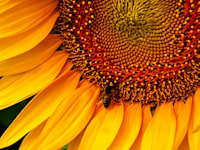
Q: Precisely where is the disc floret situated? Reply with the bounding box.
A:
[58,0,200,105]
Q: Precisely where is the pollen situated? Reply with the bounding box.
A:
[57,0,200,105]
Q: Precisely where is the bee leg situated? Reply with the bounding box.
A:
[97,92,104,106]
[113,98,121,104]
[96,100,102,106]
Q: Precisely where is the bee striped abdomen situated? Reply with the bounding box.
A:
[102,95,111,108]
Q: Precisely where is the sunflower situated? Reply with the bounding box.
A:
[0,0,200,149]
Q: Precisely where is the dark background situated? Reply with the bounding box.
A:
[0,99,30,150]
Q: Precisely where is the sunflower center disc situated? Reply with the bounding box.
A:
[58,0,200,105]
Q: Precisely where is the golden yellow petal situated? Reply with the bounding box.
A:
[0,71,81,149]
[178,133,190,150]
[35,82,100,150]
[0,0,42,13]
[0,0,58,38]
[19,121,47,150]
[0,51,68,109]
[191,88,200,132]
[0,10,59,61]
[0,0,19,13]
[130,105,152,150]
[78,103,124,149]
[188,88,200,150]
[173,97,192,150]
[109,103,142,149]
[141,103,176,150]
[0,0,9,8]
[0,34,62,76]
[58,61,73,76]
[188,128,200,150]
[68,131,85,150]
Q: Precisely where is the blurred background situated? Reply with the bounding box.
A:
[0,99,30,150]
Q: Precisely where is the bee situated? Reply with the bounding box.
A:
[102,94,111,108]
[101,85,114,108]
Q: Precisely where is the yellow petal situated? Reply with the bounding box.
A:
[178,133,190,150]
[109,103,142,149]
[0,0,58,38]
[0,34,62,76]
[173,97,192,150]
[19,121,47,150]
[0,51,68,109]
[68,131,85,150]
[130,105,152,150]
[0,0,10,8]
[191,88,200,132]
[36,83,100,149]
[0,0,39,13]
[0,10,59,61]
[188,88,200,150]
[141,103,176,150]
[58,61,73,76]
[78,103,124,149]
[0,71,81,149]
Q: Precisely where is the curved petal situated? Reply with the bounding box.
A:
[141,103,176,150]
[0,0,40,13]
[0,10,59,61]
[19,121,47,150]
[190,88,200,132]
[109,103,142,149]
[68,131,85,150]
[188,88,200,150]
[58,62,73,76]
[0,71,81,149]
[130,105,152,150]
[0,0,9,7]
[178,133,190,150]
[78,103,124,149]
[0,34,62,76]
[0,51,68,109]
[0,0,58,38]
[173,97,192,150]
[35,82,100,150]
